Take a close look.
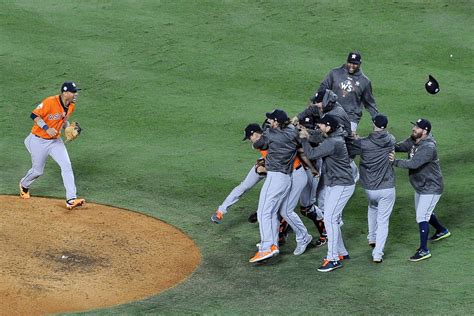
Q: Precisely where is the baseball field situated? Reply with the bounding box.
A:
[1,0,473,315]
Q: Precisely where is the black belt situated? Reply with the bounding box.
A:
[295,165,302,170]
[34,134,53,140]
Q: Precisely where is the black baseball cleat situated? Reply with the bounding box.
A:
[278,232,288,245]
[429,229,451,242]
[314,237,327,247]
[409,249,431,262]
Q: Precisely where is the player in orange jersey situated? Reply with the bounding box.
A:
[19,81,85,210]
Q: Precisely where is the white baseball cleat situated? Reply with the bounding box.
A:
[294,235,313,256]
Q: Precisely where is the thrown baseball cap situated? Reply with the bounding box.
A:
[316,115,339,132]
[347,51,362,64]
[266,109,289,124]
[373,113,388,129]
[243,123,263,140]
[61,81,81,93]
[411,118,431,133]
[425,75,440,94]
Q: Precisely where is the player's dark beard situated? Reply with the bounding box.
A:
[411,130,422,141]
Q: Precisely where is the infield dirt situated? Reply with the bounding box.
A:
[0,195,200,315]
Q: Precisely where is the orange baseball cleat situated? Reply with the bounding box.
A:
[211,210,224,224]
[66,198,85,210]
[19,182,30,199]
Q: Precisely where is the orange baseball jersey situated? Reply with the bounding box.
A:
[258,149,302,169]
[31,95,75,139]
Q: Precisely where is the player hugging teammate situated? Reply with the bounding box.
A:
[211,51,451,272]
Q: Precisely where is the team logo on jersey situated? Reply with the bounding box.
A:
[339,79,354,97]
[48,113,62,120]
[409,146,417,158]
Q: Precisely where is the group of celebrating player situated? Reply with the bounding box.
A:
[211,51,450,272]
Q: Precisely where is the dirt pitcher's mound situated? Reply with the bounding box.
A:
[0,195,201,316]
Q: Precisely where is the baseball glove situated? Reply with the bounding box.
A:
[255,158,267,176]
[64,122,82,142]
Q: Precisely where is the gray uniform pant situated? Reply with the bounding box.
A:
[218,165,264,214]
[279,167,310,244]
[21,133,77,200]
[300,168,320,208]
[314,181,327,220]
[365,188,396,260]
[257,171,291,251]
[415,193,441,223]
[301,159,325,221]
[324,184,355,261]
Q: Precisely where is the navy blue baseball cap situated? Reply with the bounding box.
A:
[243,123,263,140]
[411,118,431,133]
[61,81,81,93]
[425,75,440,94]
[347,51,362,64]
[310,88,326,104]
[266,109,289,124]
[316,115,339,132]
[373,114,389,129]
[299,115,316,129]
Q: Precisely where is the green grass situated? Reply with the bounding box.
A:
[0,0,473,314]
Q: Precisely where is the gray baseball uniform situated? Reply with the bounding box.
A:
[302,127,355,261]
[318,64,378,129]
[253,124,311,252]
[394,131,448,258]
[350,130,396,261]
[394,134,443,222]
[321,102,359,182]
